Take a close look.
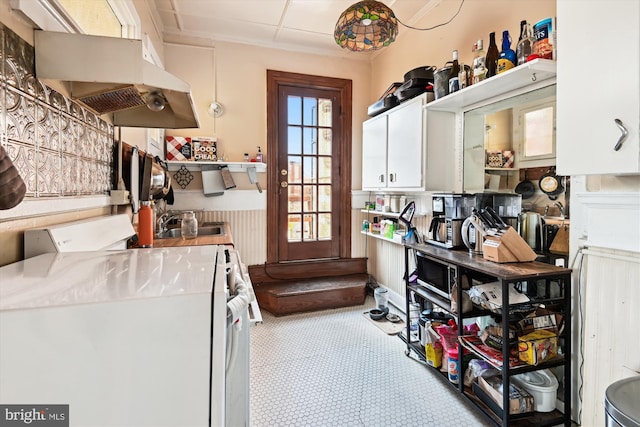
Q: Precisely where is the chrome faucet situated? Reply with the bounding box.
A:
[553,201,565,219]
[156,211,182,235]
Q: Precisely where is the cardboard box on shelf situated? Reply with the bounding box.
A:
[477,374,534,415]
[518,329,558,365]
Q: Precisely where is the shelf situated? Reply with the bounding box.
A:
[166,160,266,173]
[484,167,517,171]
[361,209,425,218]
[426,59,556,112]
[360,231,404,245]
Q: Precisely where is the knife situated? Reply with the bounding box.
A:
[486,206,509,229]
[479,208,498,229]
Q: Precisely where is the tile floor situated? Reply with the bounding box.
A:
[250,296,491,427]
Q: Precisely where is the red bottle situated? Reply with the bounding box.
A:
[138,201,153,248]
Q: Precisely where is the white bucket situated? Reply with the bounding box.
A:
[511,369,558,412]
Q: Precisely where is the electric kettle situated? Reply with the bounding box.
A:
[518,212,546,251]
[461,215,484,254]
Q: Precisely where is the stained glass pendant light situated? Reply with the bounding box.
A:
[334,1,398,51]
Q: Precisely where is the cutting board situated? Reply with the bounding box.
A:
[549,224,569,254]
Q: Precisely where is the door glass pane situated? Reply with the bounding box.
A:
[318,185,331,211]
[303,157,317,183]
[288,185,302,212]
[288,214,302,242]
[318,157,331,183]
[319,129,332,155]
[523,106,554,157]
[303,97,317,125]
[288,156,301,183]
[303,128,317,154]
[318,213,331,240]
[303,214,316,240]
[318,99,332,127]
[288,126,302,154]
[288,96,302,125]
[303,185,316,212]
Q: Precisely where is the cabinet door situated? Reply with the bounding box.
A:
[556,0,639,175]
[387,96,424,188]
[362,114,388,190]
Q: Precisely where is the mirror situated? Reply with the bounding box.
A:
[463,84,556,193]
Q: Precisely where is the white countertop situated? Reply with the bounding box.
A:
[0,246,220,311]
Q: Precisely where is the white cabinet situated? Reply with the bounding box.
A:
[362,94,425,191]
[556,0,640,175]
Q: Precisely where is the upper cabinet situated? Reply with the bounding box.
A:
[556,0,640,175]
[362,94,426,191]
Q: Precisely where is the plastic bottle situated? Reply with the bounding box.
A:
[485,32,499,78]
[473,39,487,84]
[256,146,264,163]
[181,211,198,240]
[138,201,153,248]
[447,346,460,384]
[497,30,516,74]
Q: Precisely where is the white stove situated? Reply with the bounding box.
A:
[0,245,252,426]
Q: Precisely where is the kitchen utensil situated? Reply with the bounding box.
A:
[434,63,453,99]
[247,166,262,193]
[514,170,535,199]
[549,223,569,254]
[461,215,484,254]
[386,313,402,323]
[485,206,510,229]
[403,65,436,82]
[539,166,564,200]
[518,211,546,251]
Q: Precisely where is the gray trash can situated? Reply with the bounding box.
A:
[605,377,640,427]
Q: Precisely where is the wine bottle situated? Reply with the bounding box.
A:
[485,32,499,78]
[473,39,487,84]
[448,50,460,93]
[497,30,516,74]
[516,21,535,65]
[458,62,468,90]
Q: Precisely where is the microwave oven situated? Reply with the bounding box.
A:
[415,251,458,300]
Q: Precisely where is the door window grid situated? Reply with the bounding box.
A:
[286,96,332,242]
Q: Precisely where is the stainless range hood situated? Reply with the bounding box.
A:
[34,31,199,129]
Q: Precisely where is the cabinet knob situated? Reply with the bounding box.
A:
[613,118,629,151]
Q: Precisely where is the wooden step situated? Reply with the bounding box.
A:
[253,273,368,316]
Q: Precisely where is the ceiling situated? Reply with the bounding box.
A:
[149,0,439,57]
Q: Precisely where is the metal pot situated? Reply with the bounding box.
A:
[149,158,171,198]
[434,63,453,99]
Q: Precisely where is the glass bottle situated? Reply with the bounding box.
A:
[181,211,198,239]
[485,32,499,78]
[138,201,153,248]
[516,21,535,65]
[473,39,487,84]
[497,30,516,74]
[458,62,468,90]
[448,50,461,94]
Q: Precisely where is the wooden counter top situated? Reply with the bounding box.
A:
[151,222,234,248]
[406,242,571,280]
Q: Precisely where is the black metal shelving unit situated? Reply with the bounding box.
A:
[403,243,572,427]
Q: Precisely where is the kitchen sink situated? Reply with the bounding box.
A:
[155,223,226,239]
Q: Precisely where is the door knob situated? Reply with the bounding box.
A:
[280,181,288,188]
[280,169,288,176]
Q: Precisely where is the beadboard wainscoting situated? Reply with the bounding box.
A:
[579,246,640,426]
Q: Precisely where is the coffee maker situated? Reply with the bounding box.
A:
[427,193,476,248]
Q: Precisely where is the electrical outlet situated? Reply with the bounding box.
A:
[110,190,130,205]
[555,258,565,268]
